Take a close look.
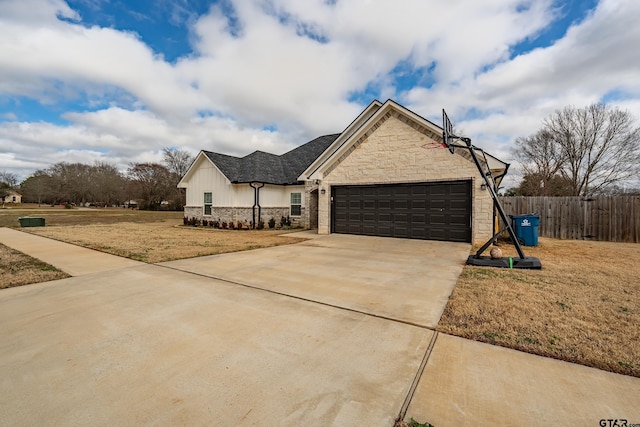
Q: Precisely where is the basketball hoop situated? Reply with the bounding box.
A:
[441,109,541,269]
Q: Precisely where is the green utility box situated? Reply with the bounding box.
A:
[18,217,46,227]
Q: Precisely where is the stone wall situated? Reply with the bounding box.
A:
[184,205,304,227]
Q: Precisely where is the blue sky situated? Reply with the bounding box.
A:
[1,0,638,187]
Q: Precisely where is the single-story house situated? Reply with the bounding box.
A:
[178,100,508,244]
[1,190,21,204]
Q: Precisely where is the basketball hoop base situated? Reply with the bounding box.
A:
[466,255,542,270]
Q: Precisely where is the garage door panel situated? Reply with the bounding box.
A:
[430,214,445,225]
[332,181,471,243]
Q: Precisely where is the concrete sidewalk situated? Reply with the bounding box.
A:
[405,333,640,426]
[0,227,142,276]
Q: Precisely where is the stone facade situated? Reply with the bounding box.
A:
[316,113,495,244]
[184,206,303,227]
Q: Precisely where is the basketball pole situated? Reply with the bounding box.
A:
[457,137,526,260]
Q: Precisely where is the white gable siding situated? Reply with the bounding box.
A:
[183,156,233,207]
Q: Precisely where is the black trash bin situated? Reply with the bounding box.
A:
[510,214,539,246]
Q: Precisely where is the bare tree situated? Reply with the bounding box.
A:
[515,104,640,197]
[0,171,19,187]
[127,163,175,210]
[91,162,125,205]
[162,147,194,210]
[162,147,194,178]
[513,129,566,196]
[20,172,53,205]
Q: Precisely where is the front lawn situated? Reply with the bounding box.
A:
[438,238,640,377]
[0,243,69,289]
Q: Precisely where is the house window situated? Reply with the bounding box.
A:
[204,192,212,215]
[290,192,301,216]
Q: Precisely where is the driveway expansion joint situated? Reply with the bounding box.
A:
[155,263,437,331]
[397,331,439,423]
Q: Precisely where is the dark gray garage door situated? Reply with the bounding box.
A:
[331,181,472,242]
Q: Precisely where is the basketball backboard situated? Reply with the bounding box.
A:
[442,109,456,154]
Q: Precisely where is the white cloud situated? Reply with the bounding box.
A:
[0,0,638,189]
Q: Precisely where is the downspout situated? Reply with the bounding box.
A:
[250,182,265,229]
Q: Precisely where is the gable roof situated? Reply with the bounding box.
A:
[178,99,510,188]
[200,134,340,185]
[299,99,509,184]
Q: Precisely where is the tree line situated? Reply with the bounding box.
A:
[2,148,194,210]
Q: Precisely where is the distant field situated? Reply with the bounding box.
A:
[0,204,183,228]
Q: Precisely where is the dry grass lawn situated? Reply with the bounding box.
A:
[438,237,640,377]
[0,243,69,289]
[27,220,306,263]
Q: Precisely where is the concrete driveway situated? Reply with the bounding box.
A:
[1,231,461,426]
[160,233,470,328]
[2,229,639,426]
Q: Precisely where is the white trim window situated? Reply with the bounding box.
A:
[204,192,212,215]
[290,192,301,216]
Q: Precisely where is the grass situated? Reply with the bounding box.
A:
[0,204,183,228]
[437,237,640,377]
[28,221,306,263]
[0,243,69,289]
[3,206,305,263]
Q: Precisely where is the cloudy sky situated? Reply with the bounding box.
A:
[1,0,639,187]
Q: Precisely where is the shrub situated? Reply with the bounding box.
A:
[183,216,188,226]
[212,220,220,228]
[64,203,73,209]
[229,221,236,230]
[221,221,228,229]
[236,221,243,230]
[257,220,265,230]
[268,217,276,228]
[280,216,291,227]
[202,219,209,227]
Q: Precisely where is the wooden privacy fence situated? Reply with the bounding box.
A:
[498,196,640,243]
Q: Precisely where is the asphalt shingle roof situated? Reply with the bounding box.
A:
[203,134,339,185]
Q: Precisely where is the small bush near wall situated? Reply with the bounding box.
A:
[280,216,291,227]
[268,217,276,228]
